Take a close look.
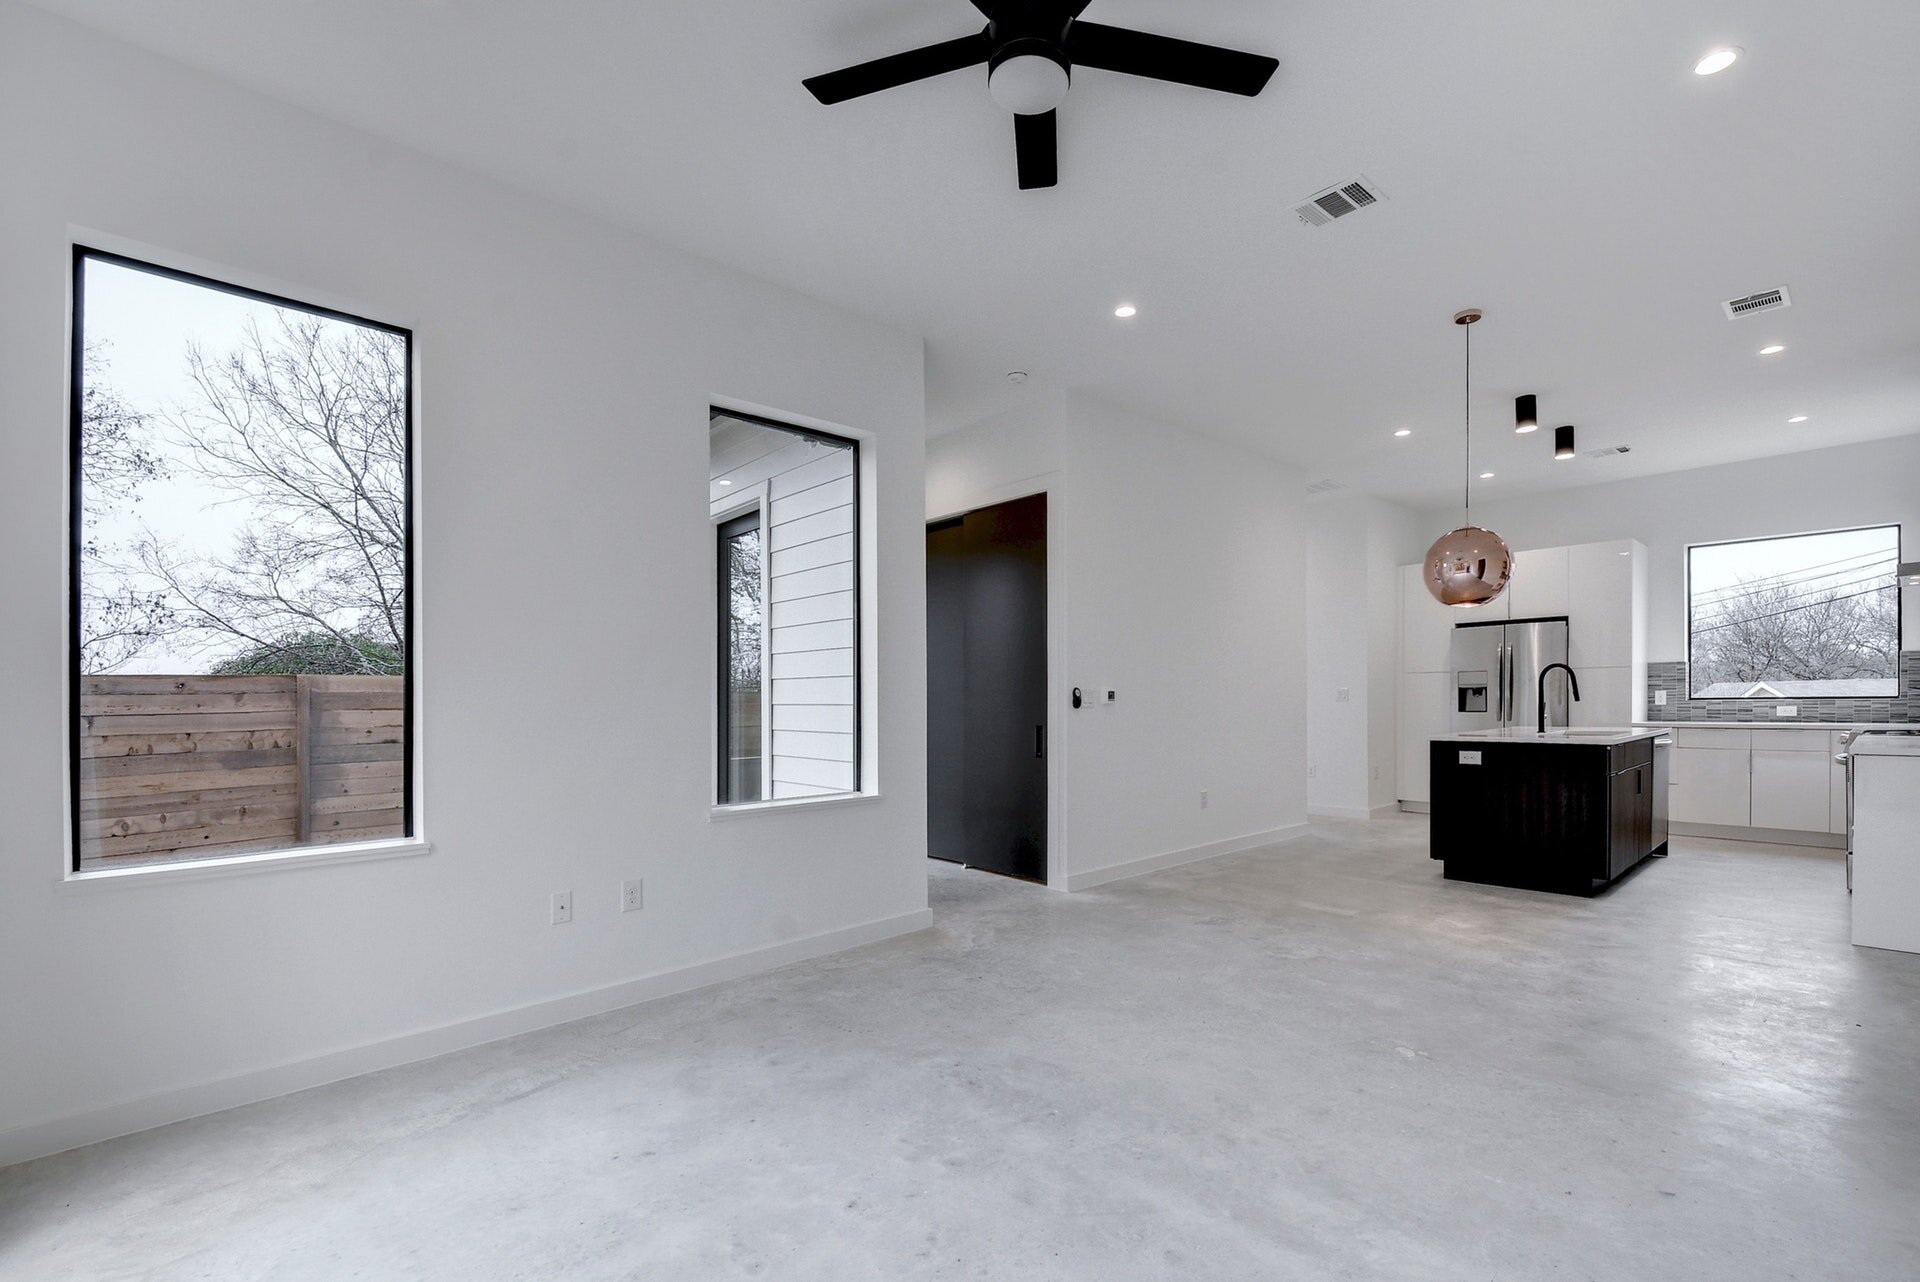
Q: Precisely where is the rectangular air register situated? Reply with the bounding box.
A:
[1722,286,1791,319]
[1295,176,1385,227]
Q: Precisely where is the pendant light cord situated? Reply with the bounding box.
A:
[1463,319,1472,521]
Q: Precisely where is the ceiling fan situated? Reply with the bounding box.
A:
[803,1,1279,190]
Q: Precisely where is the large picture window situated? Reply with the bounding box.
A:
[709,410,859,803]
[1687,525,1901,700]
[70,248,413,870]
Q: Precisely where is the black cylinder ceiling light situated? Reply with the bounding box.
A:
[1555,424,1577,460]
[1422,309,1514,608]
[1515,394,1538,434]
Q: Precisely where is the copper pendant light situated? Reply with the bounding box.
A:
[1423,309,1513,607]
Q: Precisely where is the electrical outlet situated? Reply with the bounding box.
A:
[1371,766,1381,781]
[1654,689,1668,707]
[621,879,644,913]
[550,891,572,925]
[1308,764,1317,779]
[1200,789,1210,810]
[1335,688,1350,703]
[1775,705,1797,718]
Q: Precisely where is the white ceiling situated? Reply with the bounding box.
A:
[33,0,1920,507]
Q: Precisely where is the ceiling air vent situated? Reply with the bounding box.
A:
[1581,446,1632,459]
[1305,478,1344,495]
[1722,286,1791,320]
[1295,176,1386,227]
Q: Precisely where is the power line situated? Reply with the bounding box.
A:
[1690,583,1898,635]
[1695,567,1900,616]
[1691,550,1897,603]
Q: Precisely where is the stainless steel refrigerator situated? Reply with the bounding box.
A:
[1449,616,1572,733]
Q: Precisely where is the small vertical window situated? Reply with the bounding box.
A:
[710,410,859,803]
[717,511,766,804]
[70,249,413,870]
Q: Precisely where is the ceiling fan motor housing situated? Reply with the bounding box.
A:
[988,37,1072,115]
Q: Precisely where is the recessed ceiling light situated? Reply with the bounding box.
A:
[1788,415,1808,423]
[1759,344,1785,355]
[1694,47,1741,76]
[1393,428,1412,437]
[1006,370,1029,384]
[1114,304,1137,318]
[1480,472,1495,479]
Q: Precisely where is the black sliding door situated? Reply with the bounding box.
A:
[926,493,1047,882]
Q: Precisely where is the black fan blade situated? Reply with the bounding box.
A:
[1014,110,1057,190]
[804,33,991,105]
[1067,21,1278,96]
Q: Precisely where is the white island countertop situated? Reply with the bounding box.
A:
[1433,727,1667,747]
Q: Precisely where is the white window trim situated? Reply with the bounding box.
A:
[57,836,431,891]
[62,234,426,884]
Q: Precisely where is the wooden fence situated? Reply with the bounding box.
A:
[78,674,406,867]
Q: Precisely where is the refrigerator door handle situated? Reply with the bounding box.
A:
[1489,637,1505,721]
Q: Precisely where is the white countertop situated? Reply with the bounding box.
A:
[1436,727,1665,747]
[1850,731,1920,758]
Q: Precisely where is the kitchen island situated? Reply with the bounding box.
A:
[1429,728,1669,896]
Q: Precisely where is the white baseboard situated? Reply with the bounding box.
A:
[0,906,934,1170]
[1670,822,1844,850]
[1064,823,1309,892]
[1308,804,1404,821]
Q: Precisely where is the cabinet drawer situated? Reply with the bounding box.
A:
[1747,729,1830,752]
[1673,728,1752,750]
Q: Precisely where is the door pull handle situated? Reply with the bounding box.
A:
[1035,725,1045,758]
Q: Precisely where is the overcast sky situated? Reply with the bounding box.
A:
[81,256,373,673]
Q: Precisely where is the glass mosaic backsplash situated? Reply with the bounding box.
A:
[1646,653,1920,723]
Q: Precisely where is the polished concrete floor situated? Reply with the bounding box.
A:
[4,816,1918,1280]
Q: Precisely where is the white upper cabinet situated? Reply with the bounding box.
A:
[1400,563,1457,673]
[1508,546,1570,620]
[1567,541,1639,669]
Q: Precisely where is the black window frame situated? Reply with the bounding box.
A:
[709,408,861,805]
[1684,522,1903,701]
[716,508,765,805]
[68,245,416,872]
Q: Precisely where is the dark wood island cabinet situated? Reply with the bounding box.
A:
[1429,729,1669,896]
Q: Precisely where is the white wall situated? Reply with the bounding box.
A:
[1305,493,1425,817]
[0,4,929,1162]
[1423,436,1920,659]
[927,393,1309,890]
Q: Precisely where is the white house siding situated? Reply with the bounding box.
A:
[710,413,857,798]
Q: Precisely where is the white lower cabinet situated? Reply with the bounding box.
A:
[1750,750,1832,833]
[1669,747,1751,827]
[1830,759,1849,835]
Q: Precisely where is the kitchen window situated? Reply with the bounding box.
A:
[1686,525,1902,700]
[70,248,414,871]
[709,409,860,803]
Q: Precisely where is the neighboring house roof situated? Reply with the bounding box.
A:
[1694,679,1898,698]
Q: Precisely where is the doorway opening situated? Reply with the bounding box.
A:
[927,492,1048,883]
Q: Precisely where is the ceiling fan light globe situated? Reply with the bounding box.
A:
[990,54,1070,115]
